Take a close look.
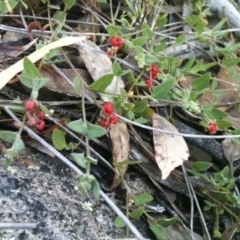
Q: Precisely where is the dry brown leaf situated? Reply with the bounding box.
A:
[152,113,189,180]
[222,138,240,162]
[40,68,96,98]
[77,39,124,101]
[109,123,130,189]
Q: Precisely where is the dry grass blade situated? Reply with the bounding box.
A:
[0,36,86,90]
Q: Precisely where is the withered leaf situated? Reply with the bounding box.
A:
[110,123,130,188]
[77,39,124,101]
[152,113,189,180]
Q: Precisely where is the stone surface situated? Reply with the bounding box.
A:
[0,147,150,240]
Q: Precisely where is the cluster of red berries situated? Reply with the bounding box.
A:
[206,122,218,135]
[145,65,161,88]
[24,100,46,131]
[99,102,119,129]
[107,36,124,57]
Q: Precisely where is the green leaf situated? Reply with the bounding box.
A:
[212,19,226,32]
[52,129,67,150]
[106,25,121,37]
[175,34,185,44]
[23,57,41,78]
[145,54,159,63]
[209,108,228,119]
[199,62,216,71]
[63,0,76,9]
[49,4,61,10]
[186,15,201,26]
[12,134,25,151]
[112,61,123,76]
[132,37,148,46]
[157,217,178,228]
[223,57,240,67]
[134,117,148,124]
[150,224,165,239]
[192,73,211,90]
[135,193,153,205]
[31,88,39,100]
[91,179,100,200]
[33,78,49,90]
[204,205,212,211]
[156,16,168,28]
[204,200,213,207]
[67,119,106,139]
[0,0,18,14]
[115,216,126,228]
[39,103,52,116]
[182,56,196,72]
[73,76,82,95]
[71,153,86,169]
[86,122,107,139]
[192,162,213,172]
[141,24,154,38]
[153,41,166,53]
[89,74,114,91]
[134,99,148,113]
[129,207,144,219]
[216,119,232,128]
[0,131,17,143]
[68,119,87,134]
[152,78,175,99]
[18,75,34,88]
[196,22,206,35]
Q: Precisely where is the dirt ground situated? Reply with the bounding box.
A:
[0,145,152,240]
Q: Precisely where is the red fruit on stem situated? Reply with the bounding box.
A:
[109,37,124,48]
[36,120,46,131]
[207,122,218,135]
[150,65,160,79]
[110,115,119,124]
[27,117,37,126]
[99,118,109,128]
[145,79,154,88]
[24,100,37,111]
[36,110,45,120]
[102,102,114,116]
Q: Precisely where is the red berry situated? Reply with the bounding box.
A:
[150,65,160,79]
[109,37,124,48]
[36,110,45,120]
[207,122,218,135]
[36,120,46,131]
[24,100,37,111]
[110,115,119,124]
[145,79,154,88]
[99,118,109,128]
[27,117,37,126]
[102,102,114,116]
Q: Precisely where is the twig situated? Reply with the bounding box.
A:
[118,114,240,139]
[182,166,212,240]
